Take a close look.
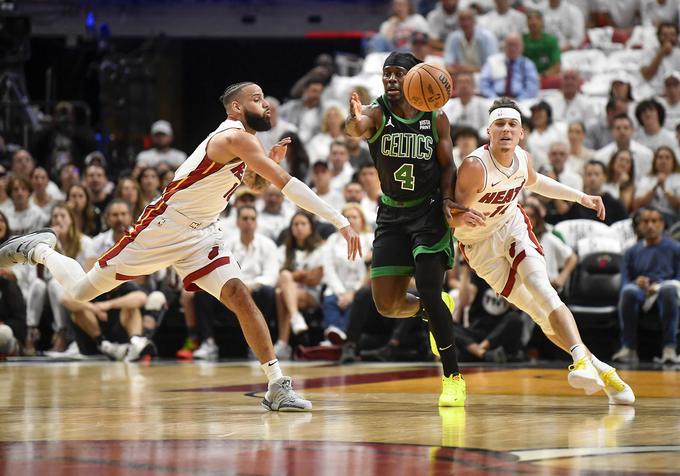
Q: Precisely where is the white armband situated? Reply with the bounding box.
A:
[526,174,585,203]
[281,177,350,229]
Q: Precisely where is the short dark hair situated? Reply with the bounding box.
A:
[639,205,666,223]
[530,101,553,126]
[7,175,32,196]
[584,159,606,174]
[219,82,255,109]
[237,204,257,218]
[612,113,633,126]
[330,139,348,151]
[635,99,666,127]
[488,97,522,116]
[657,22,678,40]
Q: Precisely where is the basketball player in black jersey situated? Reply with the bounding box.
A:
[346,52,484,406]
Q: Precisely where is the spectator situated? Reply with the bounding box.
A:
[135,120,187,170]
[29,166,61,217]
[310,161,345,219]
[590,0,639,28]
[545,142,583,191]
[10,149,62,199]
[83,163,113,220]
[5,176,46,236]
[546,70,592,124]
[274,212,324,359]
[604,149,637,212]
[451,126,480,168]
[443,8,498,75]
[614,207,680,364]
[279,132,310,182]
[634,146,680,224]
[288,54,335,99]
[410,30,432,61]
[257,185,292,244]
[427,0,460,50]
[115,177,145,221]
[585,97,629,150]
[58,164,80,198]
[479,33,539,99]
[659,71,680,132]
[343,181,366,205]
[527,101,564,169]
[441,72,490,132]
[566,121,594,174]
[523,9,561,77]
[0,170,10,214]
[0,212,28,356]
[640,23,680,96]
[66,183,100,237]
[635,99,678,152]
[552,160,628,225]
[137,166,162,208]
[256,97,299,153]
[279,78,325,143]
[595,114,654,182]
[328,141,354,193]
[641,0,679,27]
[370,0,429,52]
[541,0,586,51]
[357,163,381,230]
[480,0,527,43]
[306,106,346,165]
[321,203,374,344]
[345,135,372,170]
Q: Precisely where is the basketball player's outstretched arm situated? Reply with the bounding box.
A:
[525,153,606,221]
[345,92,379,139]
[209,130,362,259]
[450,157,486,228]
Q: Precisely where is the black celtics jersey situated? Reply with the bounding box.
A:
[367,95,440,201]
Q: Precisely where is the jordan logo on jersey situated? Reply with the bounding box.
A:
[386,117,394,128]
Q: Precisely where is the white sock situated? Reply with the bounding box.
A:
[38,246,88,296]
[261,359,283,384]
[569,343,587,362]
[589,354,613,373]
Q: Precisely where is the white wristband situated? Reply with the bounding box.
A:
[526,173,585,203]
[281,177,350,229]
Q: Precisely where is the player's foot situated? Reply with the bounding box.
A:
[261,376,312,412]
[568,357,604,395]
[653,345,680,365]
[126,336,157,362]
[176,337,199,359]
[290,312,309,335]
[193,338,218,361]
[0,228,57,267]
[98,340,129,361]
[439,374,466,407]
[339,342,360,364]
[429,292,456,358]
[612,346,639,364]
[599,368,635,405]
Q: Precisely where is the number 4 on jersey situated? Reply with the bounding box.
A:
[394,163,415,191]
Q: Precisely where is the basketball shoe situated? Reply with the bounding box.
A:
[0,228,57,267]
[429,292,456,358]
[599,368,635,405]
[568,357,604,395]
[439,374,466,407]
[261,376,312,411]
[126,336,157,362]
[99,340,129,361]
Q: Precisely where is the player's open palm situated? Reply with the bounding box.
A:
[349,92,363,119]
[580,194,606,221]
[269,137,291,164]
[339,225,362,260]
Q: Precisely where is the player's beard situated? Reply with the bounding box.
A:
[244,110,271,132]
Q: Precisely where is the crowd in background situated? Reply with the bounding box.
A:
[1,0,680,365]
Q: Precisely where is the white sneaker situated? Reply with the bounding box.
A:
[653,346,680,364]
[99,340,129,361]
[612,346,639,364]
[568,357,604,395]
[0,228,57,267]
[599,368,635,405]
[290,312,308,335]
[273,340,292,360]
[125,336,157,362]
[193,339,218,361]
[261,376,312,411]
[45,341,83,359]
[325,325,347,345]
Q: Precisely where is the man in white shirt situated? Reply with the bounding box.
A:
[590,0,639,28]
[658,71,680,132]
[310,161,344,215]
[328,141,354,194]
[641,22,680,96]
[546,69,592,124]
[6,176,46,236]
[427,0,460,50]
[480,0,528,43]
[595,114,654,181]
[357,163,381,231]
[547,142,583,191]
[10,149,62,199]
[135,120,187,170]
[256,97,298,153]
[279,79,325,143]
[541,0,585,51]
[441,72,490,133]
[257,185,293,244]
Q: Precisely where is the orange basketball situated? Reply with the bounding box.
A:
[403,63,453,112]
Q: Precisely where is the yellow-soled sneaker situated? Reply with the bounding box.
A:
[600,368,635,405]
[568,357,604,395]
[430,292,456,358]
[439,374,466,407]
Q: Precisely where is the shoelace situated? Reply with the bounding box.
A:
[568,357,587,372]
[600,369,625,392]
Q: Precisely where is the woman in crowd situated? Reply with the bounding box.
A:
[66,183,100,236]
[566,121,594,174]
[634,146,680,224]
[137,166,162,208]
[30,166,62,217]
[115,177,145,221]
[527,101,565,169]
[604,149,636,212]
[306,105,346,165]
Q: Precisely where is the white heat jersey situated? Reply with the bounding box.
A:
[454,144,530,244]
[155,118,247,223]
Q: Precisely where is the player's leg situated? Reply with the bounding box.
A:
[370,275,419,317]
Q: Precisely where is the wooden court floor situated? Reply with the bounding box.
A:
[1,360,680,475]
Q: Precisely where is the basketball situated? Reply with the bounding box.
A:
[403,63,453,112]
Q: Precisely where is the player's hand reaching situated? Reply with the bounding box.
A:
[349,92,363,119]
[268,137,291,164]
[443,198,485,228]
[339,225,362,260]
[580,194,606,221]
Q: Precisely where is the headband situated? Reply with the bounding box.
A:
[383,52,422,71]
[488,107,522,127]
